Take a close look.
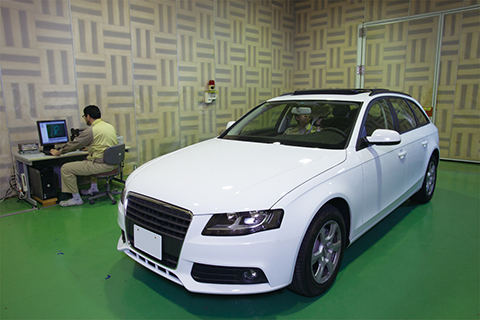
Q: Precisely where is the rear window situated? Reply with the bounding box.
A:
[390,98,417,133]
[406,100,430,126]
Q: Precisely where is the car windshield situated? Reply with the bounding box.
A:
[220,100,361,149]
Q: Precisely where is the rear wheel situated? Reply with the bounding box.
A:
[411,154,438,204]
[289,204,346,297]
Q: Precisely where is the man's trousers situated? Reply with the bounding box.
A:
[61,160,116,194]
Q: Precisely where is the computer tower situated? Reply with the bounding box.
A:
[28,166,57,200]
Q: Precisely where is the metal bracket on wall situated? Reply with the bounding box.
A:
[356,65,365,76]
[358,26,367,38]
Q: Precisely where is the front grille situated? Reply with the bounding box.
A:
[125,192,192,269]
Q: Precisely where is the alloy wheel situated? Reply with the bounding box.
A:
[311,220,342,284]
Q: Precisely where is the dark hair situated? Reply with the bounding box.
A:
[83,105,101,119]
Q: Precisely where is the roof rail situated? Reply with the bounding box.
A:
[292,88,411,97]
[293,89,371,95]
[369,89,411,97]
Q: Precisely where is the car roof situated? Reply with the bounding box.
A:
[268,89,412,102]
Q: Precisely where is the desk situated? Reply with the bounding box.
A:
[14,146,129,206]
[14,151,88,206]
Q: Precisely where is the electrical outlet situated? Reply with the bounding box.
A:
[21,173,28,192]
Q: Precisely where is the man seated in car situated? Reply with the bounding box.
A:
[311,104,332,131]
[284,107,316,135]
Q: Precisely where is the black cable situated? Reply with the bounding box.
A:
[0,167,21,202]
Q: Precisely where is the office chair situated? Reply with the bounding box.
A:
[88,144,125,205]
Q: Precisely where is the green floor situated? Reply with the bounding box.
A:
[1,161,479,320]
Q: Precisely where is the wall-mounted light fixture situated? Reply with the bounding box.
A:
[205,80,217,104]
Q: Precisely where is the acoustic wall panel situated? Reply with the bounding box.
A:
[294,0,363,90]
[361,5,479,161]
[131,0,173,163]
[71,0,136,168]
[449,10,480,161]
[0,0,79,194]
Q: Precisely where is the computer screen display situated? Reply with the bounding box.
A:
[36,120,69,148]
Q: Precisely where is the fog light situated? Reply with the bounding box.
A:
[243,269,258,281]
[191,263,268,284]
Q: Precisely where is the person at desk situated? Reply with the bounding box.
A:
[50,105,118,207]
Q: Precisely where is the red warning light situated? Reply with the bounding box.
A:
[207,80,216,91]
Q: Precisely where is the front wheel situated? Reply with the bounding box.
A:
[289,204,346,297]
[411,154,438,204]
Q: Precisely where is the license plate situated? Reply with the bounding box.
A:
[134,224,162,260]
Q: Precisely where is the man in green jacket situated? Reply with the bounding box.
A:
[50,105,118,207]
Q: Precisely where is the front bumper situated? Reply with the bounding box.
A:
[117,201,300,295]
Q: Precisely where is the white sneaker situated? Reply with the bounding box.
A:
[59,199,84,207]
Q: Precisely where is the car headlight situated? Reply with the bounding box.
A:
[202,209,284,236]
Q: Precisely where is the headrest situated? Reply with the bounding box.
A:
[291,107,311,115]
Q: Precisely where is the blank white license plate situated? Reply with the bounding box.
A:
[134,224,162,260]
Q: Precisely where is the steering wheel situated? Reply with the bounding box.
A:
[322,127,348,138]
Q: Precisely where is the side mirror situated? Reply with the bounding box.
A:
[226,121,235,129]
[366,129,401,145]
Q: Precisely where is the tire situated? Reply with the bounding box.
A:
[411,154,438,204]
[289,204,346,297]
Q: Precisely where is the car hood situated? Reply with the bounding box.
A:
[126,138,346,214]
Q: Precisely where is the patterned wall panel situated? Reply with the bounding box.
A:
[293,1,312,89]
[410,0,465,15]
[214,1,235,134]
[365,0,410,22]
[362,5,479,162]
[176,0,215,147]
[272,1,294,97]
[129,1,159,164]
[449,10,480,161]
[364,16,436,96]
[72,0,137,172]
[154,0,180,155]
[437,13,462,158]
[0,0,80,196]
[245,1,273,107]
[294,0,363,90]
[214,0,247,132]
[402,16,439,112]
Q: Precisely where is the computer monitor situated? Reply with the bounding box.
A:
[36,119,69,152]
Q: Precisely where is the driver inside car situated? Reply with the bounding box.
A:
[284,107,317,135]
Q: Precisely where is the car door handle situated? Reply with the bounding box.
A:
[398,150,407,159]
[422,140,428,147]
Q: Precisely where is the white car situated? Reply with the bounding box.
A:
[117,89,439,296]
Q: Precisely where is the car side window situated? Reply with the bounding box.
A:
[406,100,430,126]
[363,99,395,136]
[390,98,417,133]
